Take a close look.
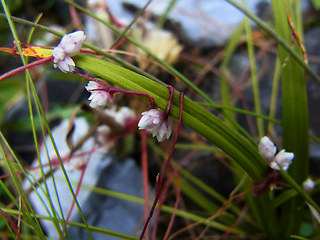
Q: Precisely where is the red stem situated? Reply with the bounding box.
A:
[140,130,150,240]
[79,49,101,55]
[139,92,184,240]
[164,86,175,119]
[0,208,21,240]
[112,36,128,50]
[163,176,181,240]
[0,56,53,82]
[151,150,195,239]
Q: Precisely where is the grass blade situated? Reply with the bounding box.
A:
[272,0,309,236]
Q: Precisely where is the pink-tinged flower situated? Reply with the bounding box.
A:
[105,106,136,127]
[259,136,277,162]
[303,178,315,192]
[85,81,113,108]
[52,46,65,63]
[138,109,172,142]
[272,150,294,170]
[55,56,75,73]
[52,31,86,73]
[56,30,86,56]
[258,136,294,171]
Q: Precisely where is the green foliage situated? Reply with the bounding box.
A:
[0,0,319,239]
[0,78,24,124]
[311,0,320,10]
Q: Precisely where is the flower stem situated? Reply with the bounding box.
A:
[0,56,52,82]
[0,208,21,240]
[139,92,184,240]
[164,86,175,119]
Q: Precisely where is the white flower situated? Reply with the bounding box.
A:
[85,81,112,108]
[272,150,294,170]
[55,56,75,73]
[97,107,137,142]
[258,136,294,171]
[52,31,86,73]
[303,178,315,192]
[52,46,65,62]
[153,120,171,142]
[57,30,86,56]
[104,106,136,127]
[259,136,277,162]
[138,109,172,142]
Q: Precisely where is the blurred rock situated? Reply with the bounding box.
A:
[69,158,150,239]
[106,0,269,47]
[305,27,320,137]
[24,117,152,239]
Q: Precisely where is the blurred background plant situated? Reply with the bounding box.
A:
[1,0,320,239]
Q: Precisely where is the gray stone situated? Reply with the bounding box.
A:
[24,117,152,239]
[107,0,269,47]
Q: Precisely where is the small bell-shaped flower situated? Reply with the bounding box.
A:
[52,31,86,73]
[303,178,315,192]
[138,108,172,142]
[85,81,113,108]
[258,136,294,171]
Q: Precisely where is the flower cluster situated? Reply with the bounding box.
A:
[85,81,113,108]
[52,31,86,73]
[138,109,172,142]
[259,136,294,171]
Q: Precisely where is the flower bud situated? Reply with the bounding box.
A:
[58,31,86,56]
[258,136,277,162]
[51,31,86,73]
[303,178,315,192]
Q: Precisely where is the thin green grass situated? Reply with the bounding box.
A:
[0,1,92,238]
[272,0,309,237]
[0,0,320,239]
[244,9,264,138]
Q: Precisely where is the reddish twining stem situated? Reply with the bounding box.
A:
[79,49,101,55]
[152,151,195,239]
[0,56,53,82]
[0,208,21,240]
[140,130,150,240]
[139,91,184,240]
[163,176,181,240]
[164,86,175,119]
[73,71,156,108]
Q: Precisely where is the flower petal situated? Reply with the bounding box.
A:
[58,31,86,56]
[259,136,277,162]
[274,149,294,171]
[138,108,171,142]
[52,46,65,63]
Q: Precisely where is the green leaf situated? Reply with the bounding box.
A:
[311,0,320,10]
[75,54,268,183]
[272,0,309,236]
